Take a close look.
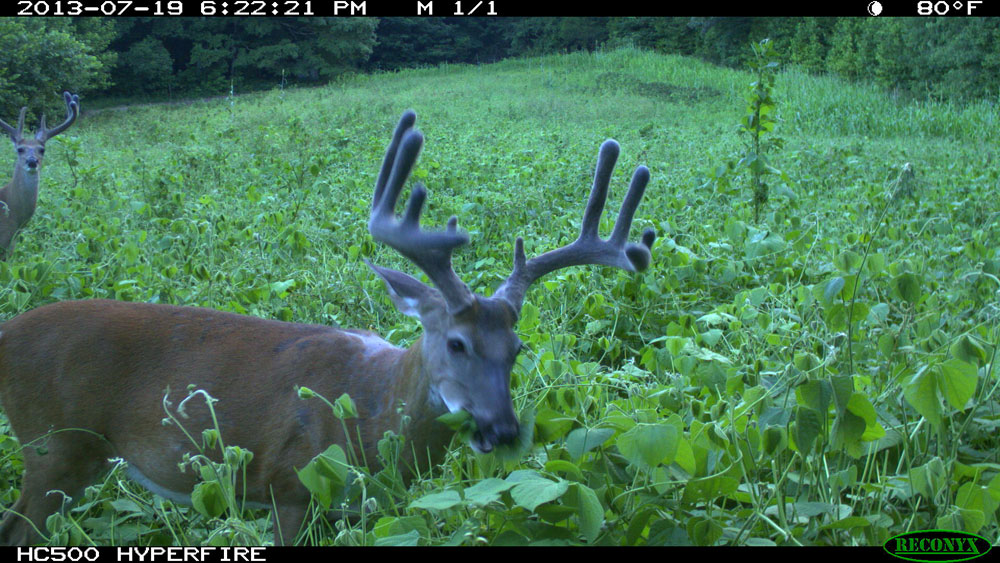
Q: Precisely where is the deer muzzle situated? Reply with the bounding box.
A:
[468,369,520,453]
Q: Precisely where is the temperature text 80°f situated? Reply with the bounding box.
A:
[916,0,982,14]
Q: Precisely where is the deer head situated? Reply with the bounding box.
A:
[0,91,80,256]
[366,110,655,452]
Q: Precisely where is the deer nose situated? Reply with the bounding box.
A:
[25,157,38,169]
[484,416,520,446]
[473,407,520,452]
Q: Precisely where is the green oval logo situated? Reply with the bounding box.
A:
[884,530,992,562]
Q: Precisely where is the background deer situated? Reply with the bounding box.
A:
[0,91,80,259]
[0,109,654,545]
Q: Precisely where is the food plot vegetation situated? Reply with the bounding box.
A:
[0,48,997,546]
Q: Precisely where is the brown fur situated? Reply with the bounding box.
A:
[0,300,457,545]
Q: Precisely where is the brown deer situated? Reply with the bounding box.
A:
[0,92,80,259]
[0,110,655,545]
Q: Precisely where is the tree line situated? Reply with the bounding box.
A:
[1,17,997,117]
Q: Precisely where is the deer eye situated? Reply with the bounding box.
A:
[447,338,466,354]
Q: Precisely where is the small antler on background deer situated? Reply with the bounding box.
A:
[0,91,80,259]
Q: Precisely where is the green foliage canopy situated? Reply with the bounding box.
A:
[0,18,113,118]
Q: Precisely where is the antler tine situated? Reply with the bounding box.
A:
[495,139,655,313]
[36,92,80,142]
[0,107,27,141]
[372,109,416,213]
[579,140,619,240]
[369,111,474,312]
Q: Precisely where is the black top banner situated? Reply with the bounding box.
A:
[4,0,999,17]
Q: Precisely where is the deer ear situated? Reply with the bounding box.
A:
[365,260,442,320]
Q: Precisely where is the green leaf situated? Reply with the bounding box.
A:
[534,407,573,442]
[570,483,603,543]
[830,375,854,414]
[941,508,986,535]
[950,335,987,367]
[831,410,866,458]
[373,516,430,540]
[955,482,999,533]
[865,253,886,275]
[373,530,421,546]
[191,481,226,518]
[311,444,348,484]
[797,379,832,413]
[847,301,869,326]
[296,445,350,509]
[762,426,787,455]
[937,359,978,410]
[700,329,723,348]
[109,499,144,515]
[835,251,862,273]
[664,336,689,356]
[673,436,697,475]
[616,423,679,470]
[296,465,335,509]
[507,472,569,512]
[333,393,358,419]
[463,478,514,507]
[625,507,658,546]
[903,365,942,427]
[878,333,896,357]
[869,302,889,323]
[823,276,845,304]
[793,406,822,453]
[408,490,462,511]
[846,393,885,441]
[825,303,847,331]
[793,352,821,372]
[686,516,723,546]
[682,475,739,504]
[744,229,786,258]
[891,272,922,305]
[544,459,585,483]
[436,409,474,430]
[269,278,296,296]
[910,457,946,499]
[566,427,615,460]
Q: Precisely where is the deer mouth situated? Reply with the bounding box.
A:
[470,430,495,454]
[468,411,520,454]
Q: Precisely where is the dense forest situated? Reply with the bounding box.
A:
[2,17,999,116]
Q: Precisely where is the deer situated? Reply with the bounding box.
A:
[0,109,655,545]
[0,92,81,260]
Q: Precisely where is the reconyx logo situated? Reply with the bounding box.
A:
[884,530,992,562]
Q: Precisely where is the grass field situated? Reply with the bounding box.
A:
[0,47,998,546]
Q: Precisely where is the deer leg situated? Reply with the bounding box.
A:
[272,502,308,546]
[0,435,112,545]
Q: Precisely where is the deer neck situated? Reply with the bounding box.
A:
[4,166,40,225]
[386,337,455,471]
